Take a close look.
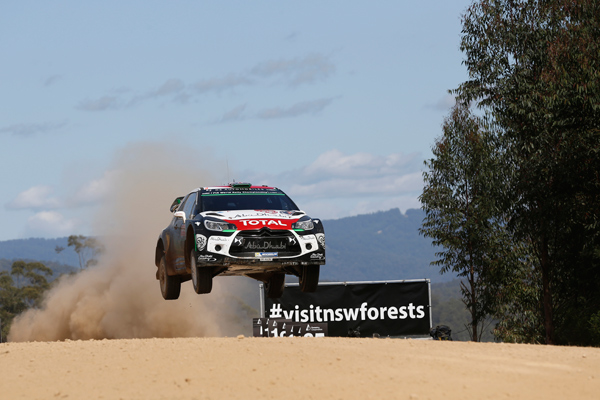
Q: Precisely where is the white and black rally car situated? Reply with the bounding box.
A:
[155,183,325,299]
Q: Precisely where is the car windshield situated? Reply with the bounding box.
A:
[200,193,299,212]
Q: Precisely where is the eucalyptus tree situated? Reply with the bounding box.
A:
[0,261,53,339]
[456,0,600,344]
[68,235,104,269]
[420,102,511,341]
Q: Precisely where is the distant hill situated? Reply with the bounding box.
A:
[0,208,449,283]
[0,258,77,281]
[0,237,81,269]
[321,208,450,283]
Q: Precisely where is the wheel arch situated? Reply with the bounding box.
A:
[155,238,165,267]
[184,226,196,269]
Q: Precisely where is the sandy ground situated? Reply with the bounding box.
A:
[1,337,599,400]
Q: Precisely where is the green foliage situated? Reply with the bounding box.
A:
[0,258,76,280]
[453,0,600,345]
[0,261,53,341]
[430,279,497,342]
[420,102,513,341]
[67,235,104,270]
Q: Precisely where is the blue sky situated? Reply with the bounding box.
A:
[0,1,472,240]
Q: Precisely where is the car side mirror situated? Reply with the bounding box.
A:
[174,211,186,221]
[170,196,184,213]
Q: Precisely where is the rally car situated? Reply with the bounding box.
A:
[155,183,325,300]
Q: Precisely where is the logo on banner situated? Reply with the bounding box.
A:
[268,302,425,323]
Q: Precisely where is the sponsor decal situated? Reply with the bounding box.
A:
[202,188,279,195]
[174,256,186,270]
[244,240,286,251]
[239,219,287,227]
[195,234,207,251]
[197,254,217,262]
[310,252,325,260]
[228,212,295,219]
[209,236,230,243]
[316,233,325,247]
[301,234,316,241]
[280,210,301,216]
[253,318,327,337]
[256,252,278,257]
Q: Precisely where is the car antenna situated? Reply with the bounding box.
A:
[226,157,230,184]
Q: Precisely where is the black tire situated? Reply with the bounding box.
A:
[191,250,213,294]
[266,273,285,298]
[159,254,181,300]
[300,265,320,292]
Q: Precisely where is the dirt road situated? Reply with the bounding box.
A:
[1,337,598,399]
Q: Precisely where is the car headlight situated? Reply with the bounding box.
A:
[292,219,314,231]
[204,220,236,232]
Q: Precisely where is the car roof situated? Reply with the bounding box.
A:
[183,184,282,197]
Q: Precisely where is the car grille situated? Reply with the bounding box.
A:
[229,228,301,257]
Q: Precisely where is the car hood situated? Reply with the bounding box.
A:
[199,209,306,230]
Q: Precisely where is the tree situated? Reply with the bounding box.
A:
[456,0,600,345]
[420,102,510,341]
[0,261,53,340]
[67,235,104,270]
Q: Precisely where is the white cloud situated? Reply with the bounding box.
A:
[7,171,115,213]
[77,96,120,111]
[288,172,423,198]
[43,74,62,87]
[69,170,116,206]
[6,185,61,210]
[216,104,247,123]
[0,121,67,136]
[128,79,187,106]
[240,149,425,219]
[192,74,253,94]
[250,53,335,86]
[257,98,335,119]
[298,149,422,183]
[25,211,79,238]
[75,52,337,114]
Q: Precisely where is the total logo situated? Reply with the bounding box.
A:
[237,219,291,228]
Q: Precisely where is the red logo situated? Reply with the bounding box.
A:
[228,219,297,230]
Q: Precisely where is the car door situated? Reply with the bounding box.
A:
[173,192,197,270]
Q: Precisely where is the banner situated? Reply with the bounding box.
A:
[262,280,431,338]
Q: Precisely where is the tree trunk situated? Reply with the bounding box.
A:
[541,234,554,344]
[470,262,478,342]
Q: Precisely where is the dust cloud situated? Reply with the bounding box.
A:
[9,142,258,342]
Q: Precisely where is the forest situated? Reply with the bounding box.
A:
[420,0,600,345]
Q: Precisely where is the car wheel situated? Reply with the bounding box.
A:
[266,273,285,298]
[191,250,213,294]
[300,265,319,293]
[159,254,181,300]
